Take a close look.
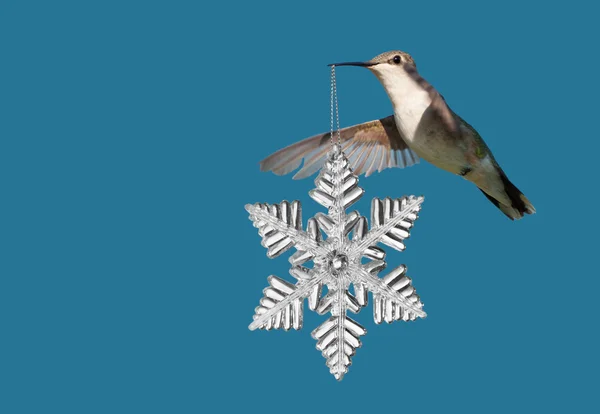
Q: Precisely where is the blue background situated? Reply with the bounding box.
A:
[1,0,598,412]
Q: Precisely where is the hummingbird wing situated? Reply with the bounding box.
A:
[260,116,419,179]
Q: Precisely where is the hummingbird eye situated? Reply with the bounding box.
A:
[392,55,401,64]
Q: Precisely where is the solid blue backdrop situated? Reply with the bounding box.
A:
[1,1,598,412]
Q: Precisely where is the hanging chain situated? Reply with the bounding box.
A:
[330,66,341,148]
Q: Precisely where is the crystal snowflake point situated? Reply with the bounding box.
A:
[246,149,425,379]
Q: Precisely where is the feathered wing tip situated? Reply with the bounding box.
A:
[259,117,419,180]
[259,134,325,176]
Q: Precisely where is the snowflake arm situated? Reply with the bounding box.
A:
[350,262,426,320]
[249,267,327,331]
[311,285,366,381]
[349,196,423,257]
[245,200,329,258]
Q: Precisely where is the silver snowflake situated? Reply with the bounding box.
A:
[246,144,426,380]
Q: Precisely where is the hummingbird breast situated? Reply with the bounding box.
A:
[383,74,432,144]
[380,71,470,174]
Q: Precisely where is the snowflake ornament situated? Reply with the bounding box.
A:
[246,144,426,380]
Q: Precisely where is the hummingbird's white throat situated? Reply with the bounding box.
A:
[370,64,432,144]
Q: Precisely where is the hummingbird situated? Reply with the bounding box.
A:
[260,50,535,220]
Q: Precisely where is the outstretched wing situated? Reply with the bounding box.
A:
[259,116,419,179]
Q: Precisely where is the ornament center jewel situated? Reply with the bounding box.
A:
[329,253,348,275]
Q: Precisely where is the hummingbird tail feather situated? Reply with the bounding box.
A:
[479,173,535,220]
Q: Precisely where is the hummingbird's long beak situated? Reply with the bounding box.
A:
[327,61,374,67]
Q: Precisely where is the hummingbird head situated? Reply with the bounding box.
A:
[329,50,417,86]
